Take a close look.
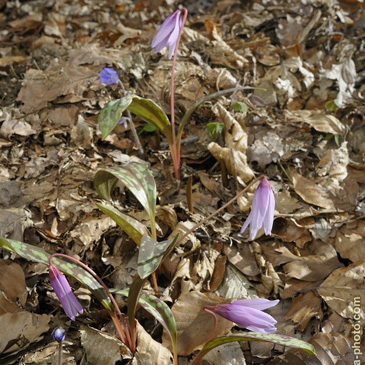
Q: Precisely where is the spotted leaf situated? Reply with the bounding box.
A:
[0,238,113,311]
[193,333,316,364]
[99,96,133,139]
[94,163,156,225]
[137,235,178,279]
[95,201,149,246]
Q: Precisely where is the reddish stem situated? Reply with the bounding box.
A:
[170,7,188,180]
[48,254,132,350]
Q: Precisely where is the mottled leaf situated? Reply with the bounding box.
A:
[138,235,178,279]
[94,163,156,225]
[99,96,133,139]
[0,238,112,311]
[193,333,316,364]
[95,202,149,246]
[127,96,172,144]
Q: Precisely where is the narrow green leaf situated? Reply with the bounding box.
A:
[0,238,113,311]
[127,96,172,144]
[177,86,259,147]
[99,96,133,139]
[113,288,177,361]
[94,163,156,224]
[137,234,178,279]
[127,275,146,346]
[95,202,149,246]
[193,333,316,363]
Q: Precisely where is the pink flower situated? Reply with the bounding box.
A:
[151,10,182,59]
[240,177,275,240]
[49,264,83,321]
[205,298,279,334]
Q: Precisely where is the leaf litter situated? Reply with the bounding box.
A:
[0,0,364,364]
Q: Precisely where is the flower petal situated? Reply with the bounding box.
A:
[232,298,279,310]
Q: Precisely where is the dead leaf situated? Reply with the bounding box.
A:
[80,325,132,364]
[133,322,173,365]
[317,261,365,323]
[165,291,233,355]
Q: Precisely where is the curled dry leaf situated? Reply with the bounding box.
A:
[335,219,365,262]
[317,261,365,323]
[133,322,173,365]
[208,103,255,184]
[164,291,233,356]
[284,110,345,136]
[80,325,132,365]
[285,291,322,331]
[279,241,343,282]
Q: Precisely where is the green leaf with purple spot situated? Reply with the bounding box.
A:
[137,234,178,279]
[0,238,113,311]
[193,333,316,363]
[94,163,156,225]
[99,96,133,139]
[96,201,149,246]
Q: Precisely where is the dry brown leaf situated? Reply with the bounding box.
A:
[292,171,335,210]
[335,220,365,262]
[80,325,131,365]
[280,241,343,281]
[285,110,345,135]
[0,260,27,307]
[273,217,312,248]
[133,322,173,365]
[164,291,233,356]
[208,103,255,184]
[0,312,50,354]
[17,63,98,113]
[317,261,365,323]
[285,292,322,331]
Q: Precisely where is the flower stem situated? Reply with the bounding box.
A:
[57,342,62,365]
[48,254,132,350]
[176,175,263,245]
[118,80,144,158]
[170,7,188,180]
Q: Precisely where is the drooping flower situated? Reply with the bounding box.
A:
[205,298,279,334]
[49,264,83,321]
[99,67,119,85]
[240,177,275,240]
[52,327,66,343]
[151,9,183,59]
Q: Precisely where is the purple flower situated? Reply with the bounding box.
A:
[49,264,83,321]
[151,10,182,59]
[240,177,275,240]
[205,298,279,334]
[99,67,119,85]
[52,327,66,342]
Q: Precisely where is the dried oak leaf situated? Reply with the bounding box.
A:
[208,103,255,184]
[317,261,365,324]
[163,291,232,356]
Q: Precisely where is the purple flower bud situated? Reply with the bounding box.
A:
[240,177,275,240]
[205,298,279,334]
[99,67,119,85]
[151,10,183,59]
[49,264,83,321]
[52,327,66,342]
